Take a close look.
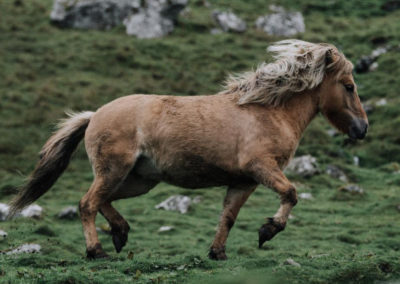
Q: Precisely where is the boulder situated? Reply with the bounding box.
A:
[50,0,139,30]
[284,258,301,267]
[355,46,388,73]
[255,5,305,36]
[285,155,319,177]
[155,195,193,214]
[58,206,78,220]
[5,244,41,255]
[0,203,10,221]
[124,0,188,38]
[339,184,364,195]
[212,11,246,33]
[158,226,173,232]
[19,204,43,219]
[50,0,188,38]
[299,192,313,200]
[0,230,7,239]
[326,165,348,182]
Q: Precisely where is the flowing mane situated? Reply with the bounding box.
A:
[223,40,353,106]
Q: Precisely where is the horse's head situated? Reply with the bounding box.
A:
[319,49,368,140]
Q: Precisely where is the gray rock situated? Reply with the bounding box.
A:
[339,184,364,194]
[50,0,187,38]
[58,206,78,220]
[285,155,319,177]
[124,0,188,38]
[326,165,348,182]
[155,195,192,214]
[353,156,360,166]
[158,226,173,232]
[375,98,387,106]
[255,6,305,36]
[212,10,246,33]
[5,244,41,255]
[284,258,301,267]
[19,204,43,219]
[355,46,388,73]
[0,203,10,221]
[50,0,140,30]
[0,230,7,239]
[326,128,338,137]
[299,192,313,200]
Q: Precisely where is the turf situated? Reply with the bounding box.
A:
[0,0,400,283]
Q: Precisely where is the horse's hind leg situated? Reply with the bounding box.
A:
[209,184,256,260]
[99,174,159,253]
[99,203,130,253]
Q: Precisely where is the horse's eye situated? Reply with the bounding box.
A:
[344,84,354,93]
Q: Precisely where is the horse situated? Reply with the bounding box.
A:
[9,40,368,260]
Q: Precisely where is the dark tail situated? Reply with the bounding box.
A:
[8,111,94,217]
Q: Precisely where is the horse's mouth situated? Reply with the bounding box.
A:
[348,118,368,140]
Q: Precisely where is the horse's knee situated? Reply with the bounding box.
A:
[282,186,297,206]
[79,197,96,219]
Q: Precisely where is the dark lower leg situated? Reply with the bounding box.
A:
[99,202,130,253]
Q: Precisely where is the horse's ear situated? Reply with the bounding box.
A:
[325,48,334,66]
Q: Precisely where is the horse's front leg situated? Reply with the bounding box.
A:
[209,184,256,260]
[249,161,298,248]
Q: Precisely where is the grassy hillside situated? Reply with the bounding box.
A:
[0,0,399,283]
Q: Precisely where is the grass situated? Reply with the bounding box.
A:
[0,0,400,283]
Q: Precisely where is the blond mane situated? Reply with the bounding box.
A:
[223,40,353,106]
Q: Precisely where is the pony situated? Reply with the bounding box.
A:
[9,40,368,260]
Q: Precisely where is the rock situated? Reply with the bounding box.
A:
[299,193,313,200]
[326,128,338,137]
[50,0,188,38]
[353,156,360,166]
[19,204,43,219]
[284,258,301,267]
[0,203,10,221]
[375,98,387,106]
[255,6,305,36]
[210,28,223,35]
[58,206,78,220]
[158,226,173,232]
[212,10,246,33]
[50,0,139,30]
[285,155,319,177]
[355,46,388,73]
[124,0,188,39]
[0,230,7,239]
[339,184,364,195]
[397,205,400,212]
[192,196,202,204]
[5,244,41,255]
[362,102,374,114]
[155,195,192,214]
[326,165,348,182]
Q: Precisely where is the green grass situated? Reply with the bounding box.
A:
[1,0,400,283]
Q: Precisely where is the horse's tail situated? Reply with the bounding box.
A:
[8,111,94,217]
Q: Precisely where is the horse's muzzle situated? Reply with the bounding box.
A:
[349,118,368,140]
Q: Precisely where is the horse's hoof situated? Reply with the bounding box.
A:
[111,228,128,253]
[86,243,109,259]
[208,247,227,261]
[258,218,285,248]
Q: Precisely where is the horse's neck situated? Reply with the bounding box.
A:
[282,91,320,139]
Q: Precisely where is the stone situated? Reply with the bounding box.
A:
[355,46,388,73]
[299,193,313,200]
[285,155,319,177]
[50,0,188,38]
[369,62,379,71]
[0,203,10,221]
[58,206,78,220]
[5,244,41,255]
[158,226,173,232]
[339,184,364,195]
[0,230,7,239]
[124,0,188,39]
[155,195,192,214]
[255,6,305,36]
[284,258,301,267]
[326,165,348,182]
[19,204,43,219]
[375,98,387,106]
[212,10,246,33]
[326,128,338,137]
[353,156,360,166]
[50,0,140,30]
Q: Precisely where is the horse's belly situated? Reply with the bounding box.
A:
[133,155,252,188]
